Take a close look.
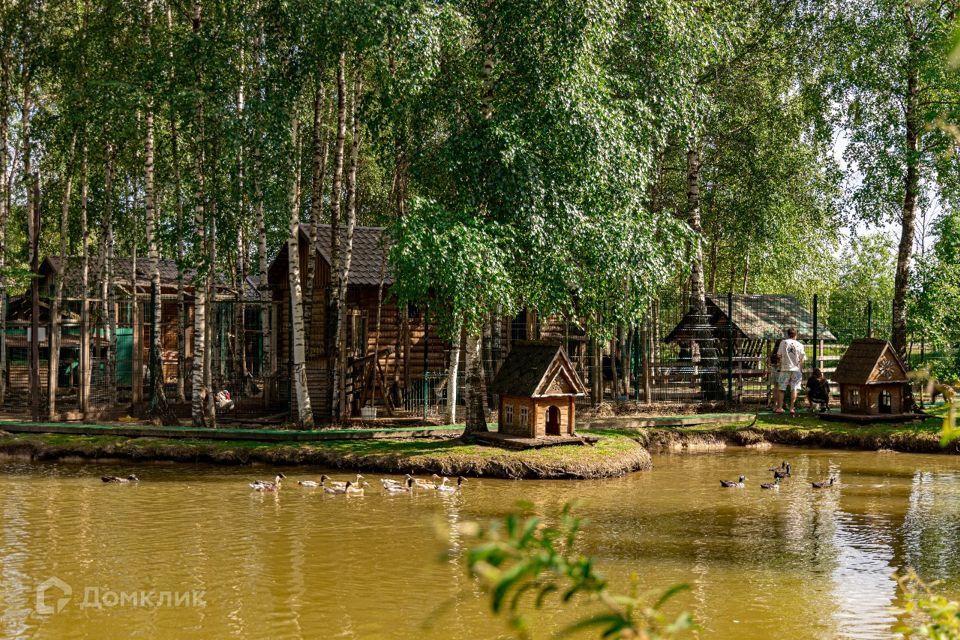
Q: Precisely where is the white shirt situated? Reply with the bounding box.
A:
[777,338,805,372]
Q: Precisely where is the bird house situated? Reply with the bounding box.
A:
[831,338,911,420]
[490,342,587,438]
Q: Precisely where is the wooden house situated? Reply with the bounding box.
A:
[3,255,261,408]
[829,338,913,422]
[489,342,586,438]
[268,224,447,419]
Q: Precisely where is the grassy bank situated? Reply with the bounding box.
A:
[592,407,956,454]
[0,431,652,479]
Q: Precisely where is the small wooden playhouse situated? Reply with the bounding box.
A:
[490,342,587,438]
[829,338,914,422]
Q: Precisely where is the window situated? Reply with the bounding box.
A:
[345,309,367,357]
[849,387,860,408]
[504,404,514,425]
[879,390,892,414]
[519,406,529,427]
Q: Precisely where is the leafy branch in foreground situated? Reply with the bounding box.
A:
[896,571,960,639]
[461,503,695,639]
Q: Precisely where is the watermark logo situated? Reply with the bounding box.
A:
[35,577,72,615]
[32,577,204,616]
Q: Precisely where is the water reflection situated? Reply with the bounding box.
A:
[1,448,959,639]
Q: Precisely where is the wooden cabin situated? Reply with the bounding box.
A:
[4,255,261,409]
[489,342,586,438]
[830,338,912,421]
[268,224,447,419]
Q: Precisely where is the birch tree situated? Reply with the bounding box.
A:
[287,114,313,427]
[48,132,77,419]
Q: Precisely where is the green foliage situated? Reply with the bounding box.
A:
[827,233,895,342]
[912,211,960,379]
[389,198,516,338]
[462,503,695,639]
[897,571,960,639]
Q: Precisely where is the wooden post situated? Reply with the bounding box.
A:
[30,177,40,422]
[132,294,143,405]
[80,298,89,416]
[642,324,651,405]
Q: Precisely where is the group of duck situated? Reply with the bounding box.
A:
[720,461,837,491]
[248,472,466,495]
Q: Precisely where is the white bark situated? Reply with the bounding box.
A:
[463,332,488,433]
[447,324,462,425]
[328,54,347,418]
[0,39,9,407]
[48,132,77,419]
[105,145,118,407]
[287,115,313,427]
[190,0,212,427]
[79,144,90,415]
[335,71,361,421]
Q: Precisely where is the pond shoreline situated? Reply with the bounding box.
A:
[603,410,958,455]
[0,431,653,479]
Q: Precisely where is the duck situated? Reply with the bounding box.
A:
[345,482,365,496]
[436,476,466,493]
[415,474,443,490]
[768,461,787,472]
[321,474,365,490]
[384,477,415,494]
[773,463,792,480]
[811,477,836,489]
[102,474,139,484]
[720,475,745,488]
[323,480,354,495]
[298,479,321,488]
[381,474,413,489]
[760,477,780,490]
[250,473,285,491]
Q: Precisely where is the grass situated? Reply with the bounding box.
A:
[0,429,651,479]
[589,405,957,454]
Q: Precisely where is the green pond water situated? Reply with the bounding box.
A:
[2,446,960,639]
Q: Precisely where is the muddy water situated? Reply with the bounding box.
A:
[2,447,960,639]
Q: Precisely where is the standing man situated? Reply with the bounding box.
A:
[775,327,805,416]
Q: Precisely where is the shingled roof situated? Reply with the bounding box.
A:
[832,338,908,385]
[665,294,835,342]
[40,256,260,300]
[490,342,586,397]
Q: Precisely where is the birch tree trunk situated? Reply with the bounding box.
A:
[171,110,187,403]
[686,146,706,317]
[48,132,77,420]
[335,71,362,421]
[463,332,488,434]
[254,148,272,405]
[447,323,462,425]
[0,38,10,408]
[105,145,118,407]
[24,75,40,421]
[305,80,330,352]
[167,4,186,404]
[144,43,175,423]
[287,115,313,427]
[892,47,919,361]
[190,0,208,427]
[328,53,347,418]
[79,143,90,415]
[687,144,721,400]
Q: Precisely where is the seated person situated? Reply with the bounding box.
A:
[806,368,830,411]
